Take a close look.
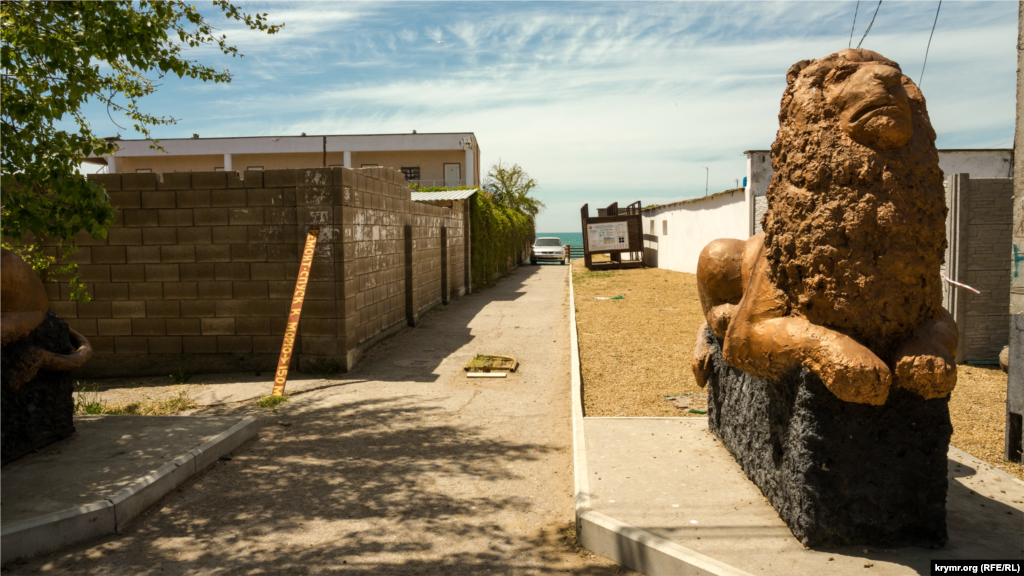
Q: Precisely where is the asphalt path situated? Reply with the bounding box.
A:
[11,264,631,575]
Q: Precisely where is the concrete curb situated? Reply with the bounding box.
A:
[1,415,258,565]
[568,266,754,576]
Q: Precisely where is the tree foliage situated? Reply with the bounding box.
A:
[482,160,544,218]
[1,1,281,296]
[1,0,283,243]
[470,191,535,291]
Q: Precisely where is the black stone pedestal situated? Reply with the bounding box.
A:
[702,328,952,548]
[1,312,77,465]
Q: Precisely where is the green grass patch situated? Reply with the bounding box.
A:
[256,395,289,408]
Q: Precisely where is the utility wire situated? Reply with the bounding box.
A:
[849,0,860,48]
[856,0,882,49]
[919,0,941,87]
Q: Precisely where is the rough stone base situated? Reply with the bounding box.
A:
[1,312,76,465]
[702,327,952,548]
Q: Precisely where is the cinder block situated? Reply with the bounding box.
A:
[301,300,336,318]
[215,299,254,318]
[179,263,216,281]
[88,173,121,191]
[129,283,163,301]
[181,300,216,318]
[48,300,78,319]
[214,262,250,281]
[300,319,338,337]
[176,189,211,208]
[217,336,253,354]
[211,189,247,207]
[242,170,264,188]
[126,246,162,264]
[92,246,127,264]
[201,318,236,335]
[163,282,198,300]
[145,300,181,318]
[78,264,110,283]
[121,173,159,191]
[233,281,268,299]
[90,336,115,353]
[250,263,286,281]
[230,244,267,262]
[66,318,97,336]
[98,319,132,336]
[157,172,192,190]
[93,283,129,301]
[265,207,298,226]
[195,244,231,263]
[176,227,212,245]
[160,245,196,263]
[253,336,282,353]
[300,336,339,356]
[211,226,248,244]
[194,208,229,226]
[228,208,264,226]
[111,301,146,318]
[192,172,228,190]
[235,318,271,335]
[226,171,244,189]
[198,281,232,300]
[267,244,297,263]
[140,190,176,209]
[183,336,218,354]
[264,170,298,188]
[251,299,290,318]
[247,225,290,245]
[108,191,141,209]
[268,280,294,299]
[158,209,194,227]
[131,318,167,336]
[145,263,179,282]
[247,189,285,207]
[166,319,201,336]
[143,228,177,245]
[123,209,160,228]
[114,336,149,354]
[148,336,183,354]
[106,228,143,246]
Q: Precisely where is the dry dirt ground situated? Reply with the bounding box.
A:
[571,259,1022,481]
[9,264,634,576]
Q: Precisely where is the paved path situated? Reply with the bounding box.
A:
[12,264,630,575]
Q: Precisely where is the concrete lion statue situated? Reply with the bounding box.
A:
[692,49,956,406]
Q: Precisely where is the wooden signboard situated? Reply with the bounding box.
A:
[580,201,644,270]
[271,226,320,397]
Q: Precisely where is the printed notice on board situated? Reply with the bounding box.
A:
[587,222,629,251]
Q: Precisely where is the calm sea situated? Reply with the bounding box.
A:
[537,232,583,246]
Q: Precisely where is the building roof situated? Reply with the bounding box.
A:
[642,188,745,213]
[410,188,479,201]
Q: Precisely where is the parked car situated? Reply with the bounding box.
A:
[531,237,568,265]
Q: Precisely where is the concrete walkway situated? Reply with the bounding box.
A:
[8,264,630,575]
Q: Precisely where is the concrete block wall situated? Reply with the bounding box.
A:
[944,174,1015,362]
[39,167,465,378]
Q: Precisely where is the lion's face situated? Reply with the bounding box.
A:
[825,62,913,149]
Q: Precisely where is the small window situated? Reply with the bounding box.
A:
[135,169,152,173]
[214,167,225,172]
[662,220,668,235]
[247,166,264,171]
[401,166,420,181]
[649,220,654,234]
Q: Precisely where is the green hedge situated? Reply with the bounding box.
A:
[470,192,535,291]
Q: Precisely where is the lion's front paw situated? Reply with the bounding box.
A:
[815,347,892,406]
[893,353,956,400]
[691,321,714,388]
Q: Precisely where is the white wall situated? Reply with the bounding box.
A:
[642,188,749,274]
[744,149,1012,201]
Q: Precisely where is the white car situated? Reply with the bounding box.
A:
[531,237,568,265]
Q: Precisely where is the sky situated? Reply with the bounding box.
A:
[79,1,1019,233]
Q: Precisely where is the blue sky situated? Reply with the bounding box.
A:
[81,1,1018,232]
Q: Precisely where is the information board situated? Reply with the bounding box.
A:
[586,222,630,251]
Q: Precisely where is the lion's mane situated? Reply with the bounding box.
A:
[761,50,947,356]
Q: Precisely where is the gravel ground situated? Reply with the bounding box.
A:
[571,260,1021,480]
[10,265,635,576]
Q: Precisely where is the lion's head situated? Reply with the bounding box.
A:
[762,49,947,356]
